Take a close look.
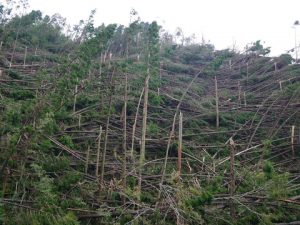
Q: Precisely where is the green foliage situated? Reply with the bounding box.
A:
[267,173,290,199]
[38,112,58,134]
[148,121,159,136]
[276,54,294,68]
[283,82,300,97]
[59,135,75,149]
[7,70,22,79]
[163,60,195,74]
[2,10,70,52]
[262,139,272,157]
[186,191,213,210]
[1,4,300,225]
[42,156,70,172]
[178,44,214,65]
[56,171,82,191]
[9,90,35,100]
[247,40,271,56]
[4,109,21,127]
[38,139,53,152]
[263,160,274,179]
[6,211,80,225]
[149,92,163,106]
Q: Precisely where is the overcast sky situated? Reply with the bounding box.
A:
[28,0,300,56]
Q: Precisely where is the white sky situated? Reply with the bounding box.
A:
[28,0,300,56]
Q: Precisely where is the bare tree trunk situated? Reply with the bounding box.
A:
[131,88,144,158]
[73,78,79,113]
[177,111,183,177]
[246,62,249,80]
[78,114,81,129]
[85,145,90,174]
[10,40,17,68]
[279,81,282,91]
[122,74,128,202]
[95,126,103,178]
[99,53,103,77]
[292,125,295,158]
[158,61,162,95]
[100,70,115,188]
[243,91,247,107]
[215,76,219,128]
[229,138,236,220]
[138,73,150,200]
[238,81,241,107]
[23,46,27,68]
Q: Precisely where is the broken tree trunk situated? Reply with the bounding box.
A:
[244,91,247,107]
[100,69,115,188]
[23,46,27,68]
[238,81,241,107]
[138,72,150,200]
[131,88,144,158]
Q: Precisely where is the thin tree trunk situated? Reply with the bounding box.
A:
[100,70,115,188]
[238,81,241,107]
[131,88,144,158]
[229,138,236,220]
[78,114,81,129]
[279,81,282,91]
[291,125,295,158]
[122,74,128,202]
[99,52,103,78]
[23,46,27,68]
[177,111,183,177]
[215,76,219,128]
[73,78,78,113]
[95,126,103,178]
[85,145,90,174]
[246,63,249,80]
[138,73,150,200]
[10,40,17,68]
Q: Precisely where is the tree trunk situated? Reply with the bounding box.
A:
[177,111,183,177]
[85,145,90,174]
[95,126,103,178]
[122,74,128,202]
[138,73,150,200]
[131,88,144,158]
[229,138,236,220]
[100,69,115,188]
[215,76,219,128]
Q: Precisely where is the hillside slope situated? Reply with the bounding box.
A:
[0,8,300,225]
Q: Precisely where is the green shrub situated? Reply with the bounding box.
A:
[10,90,35,100]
